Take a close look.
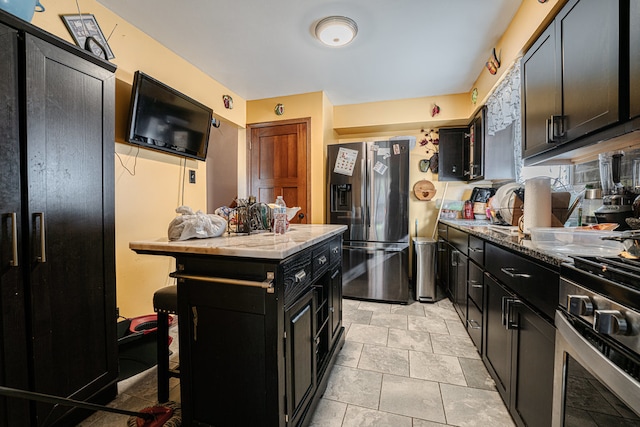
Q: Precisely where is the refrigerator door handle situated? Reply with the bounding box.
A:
[364,158,370,228]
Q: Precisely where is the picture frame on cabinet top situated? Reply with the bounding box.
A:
[61,14,114,59]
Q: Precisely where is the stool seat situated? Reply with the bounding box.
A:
[153,285,179,403]
[153,285,177,314]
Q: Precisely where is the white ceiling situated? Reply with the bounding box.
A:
[97,0,523,106]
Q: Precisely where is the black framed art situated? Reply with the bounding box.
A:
[61,14,114,60]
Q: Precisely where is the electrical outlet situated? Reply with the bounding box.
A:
[189,170,196,183]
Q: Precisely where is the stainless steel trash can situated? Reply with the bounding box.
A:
[412,237,437,302]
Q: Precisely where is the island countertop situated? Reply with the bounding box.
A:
[129,223,347,260]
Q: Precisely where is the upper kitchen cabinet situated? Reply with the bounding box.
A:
[523,0,621,162]
[630,0,640,119]
[439,107,486,182]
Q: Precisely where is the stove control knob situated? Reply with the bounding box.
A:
[594,310,628,336]
[567,295,593,316]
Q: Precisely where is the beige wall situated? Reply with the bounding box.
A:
[28,0,562,314]
[246,92,332,224]
[32,0,246,317]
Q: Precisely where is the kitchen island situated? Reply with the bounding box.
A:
[130,224,347,426]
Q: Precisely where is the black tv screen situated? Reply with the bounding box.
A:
[126,71,213,161]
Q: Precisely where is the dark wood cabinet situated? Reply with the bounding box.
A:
[466,255,484,352]
[285,289,316,427]
[483,274,512,400]
[522,24,559,159]
[483,274,555,427]
[483,244,557,427]
[0,11,117,426]
[522,0,620,160]
[449,247,467,322]
[439,128,467,181]
[172,234,344,426]
[438,107,486,182]
[0,21,30,427]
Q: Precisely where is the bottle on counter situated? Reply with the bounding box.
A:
[274,196,287,235]
[463,200,474,220]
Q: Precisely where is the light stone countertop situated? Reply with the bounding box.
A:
[440,219,571,267]
[129,224,347,260]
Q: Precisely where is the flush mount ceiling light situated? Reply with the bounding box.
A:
[315,16,358,47]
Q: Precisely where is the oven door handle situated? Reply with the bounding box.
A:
[554,310,640,419]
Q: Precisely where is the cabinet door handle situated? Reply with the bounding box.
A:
[332,246,340,254]
[192,306,198,342]
[318,255,327,265]
[34,212,46,263]
[7,213,19,267]
[468,247,483,253]
[467,319,481,330]
[500,267,531,279]
[504,298,521,330]
[331,269,340,280]
[295,270,306,283]
[469,281,483,288]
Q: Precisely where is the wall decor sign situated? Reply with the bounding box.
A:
[485,48,501,75]
[223,95,233,109]
[61,14,114,59]
[274,103,285,115]
[471,87,478,104]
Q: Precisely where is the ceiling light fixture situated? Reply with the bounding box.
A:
[314,16,358,47]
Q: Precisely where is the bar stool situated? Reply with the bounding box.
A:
[153,285,180,403]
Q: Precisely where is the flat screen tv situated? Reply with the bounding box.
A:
[126,71,213,161]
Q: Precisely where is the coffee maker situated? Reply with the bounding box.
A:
[594,151,634,229]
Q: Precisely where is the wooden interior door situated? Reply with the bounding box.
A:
[249,119,310,223]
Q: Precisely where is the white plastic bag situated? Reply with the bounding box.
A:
[168,206,227,241]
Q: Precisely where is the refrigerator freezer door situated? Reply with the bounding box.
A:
[327,142,367,241]
[367,140,410,243]
[342,242,409,303]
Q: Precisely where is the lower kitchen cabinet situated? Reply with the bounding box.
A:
[170,234,344,426]
[286,289,316,427]
[483,272,555,427]
[438,223,558,427]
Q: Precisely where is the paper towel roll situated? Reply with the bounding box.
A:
[523,177,551,234]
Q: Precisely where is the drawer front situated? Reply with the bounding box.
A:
[283,250,312,306]
[329,236,342,266]
[485,243,559,320]
[447,227,468,254]
[312,243,330,278]
[466,299,482,351]
[468,236,485,266]
[437,222,448,240]
[468,261,483,309]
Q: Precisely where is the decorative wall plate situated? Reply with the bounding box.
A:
[419,158,430,172]
[413,179,437,201]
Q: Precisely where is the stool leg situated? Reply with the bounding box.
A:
[157,312,170,403]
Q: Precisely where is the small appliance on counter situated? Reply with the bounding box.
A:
[594,151,634,230]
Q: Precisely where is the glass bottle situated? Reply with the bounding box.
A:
[274,196,287,235]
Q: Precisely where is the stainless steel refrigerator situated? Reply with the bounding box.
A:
[327,139,410,303]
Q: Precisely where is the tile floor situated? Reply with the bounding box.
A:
[79,297,515,426]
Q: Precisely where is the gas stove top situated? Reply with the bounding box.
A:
[561,256,640,311]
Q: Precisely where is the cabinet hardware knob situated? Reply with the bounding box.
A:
[295,270,306,282]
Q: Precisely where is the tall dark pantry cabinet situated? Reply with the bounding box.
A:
[0,10,117,427]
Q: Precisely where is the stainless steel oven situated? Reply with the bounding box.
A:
[553,266,640,426]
